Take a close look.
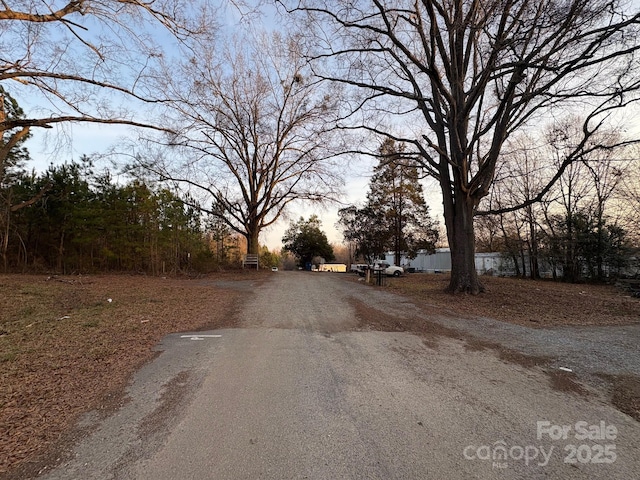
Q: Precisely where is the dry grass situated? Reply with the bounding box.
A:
[0,272,264,477]
[384,273,640,327]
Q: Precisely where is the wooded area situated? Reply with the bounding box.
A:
[0,157,247,274]
[292,0,640,292]
[476,133,640,282]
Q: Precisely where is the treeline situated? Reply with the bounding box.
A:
[476,127,640,282]
[1,157,245,274]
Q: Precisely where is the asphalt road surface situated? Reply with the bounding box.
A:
[40,272,640,479]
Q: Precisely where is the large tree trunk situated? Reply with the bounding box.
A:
[246,230,260,255]
[526,205,540,279]
[443,191,484,294]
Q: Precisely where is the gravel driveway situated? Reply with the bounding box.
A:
[38,271,640,480]
[345,279,640,385]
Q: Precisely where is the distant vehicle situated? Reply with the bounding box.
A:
[356,262,404,277]
[271,267,278,272]
[374,262,404,277]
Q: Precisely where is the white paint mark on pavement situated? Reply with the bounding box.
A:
[180,334,222,341]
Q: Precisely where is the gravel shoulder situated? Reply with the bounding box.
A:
[344,274,640,421]
[348,276,640,375]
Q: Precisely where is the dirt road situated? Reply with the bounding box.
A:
[39,272,640,479]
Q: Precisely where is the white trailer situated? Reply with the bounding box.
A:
[318,263,347,272]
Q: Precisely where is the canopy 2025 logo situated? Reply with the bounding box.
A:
[463,420,618,469]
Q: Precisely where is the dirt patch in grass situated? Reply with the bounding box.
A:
[380,273,640,327]
[0,271,266,477]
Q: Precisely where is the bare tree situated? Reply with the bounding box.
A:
[289,0,640,293]
[487,122,631,281]
[0,0,213,163]
[486,133,555,278]
[138,32,345,254]
[580,148,627,280]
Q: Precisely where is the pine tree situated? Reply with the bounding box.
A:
[1,87,32,271]
[366,139,438,266]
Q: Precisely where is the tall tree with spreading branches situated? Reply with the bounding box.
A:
[288,0,640,293]
[139,32,344,254]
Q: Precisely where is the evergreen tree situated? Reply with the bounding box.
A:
[5,158,211,274]
[259,245,280,269]
[0,87,32,271]
[0,87,30,181]
[337,205,388,264]
[365,139,438,266]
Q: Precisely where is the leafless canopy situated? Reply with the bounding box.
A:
[141,32,345,253]
[0,0,214,140]
[290,0,640,201]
